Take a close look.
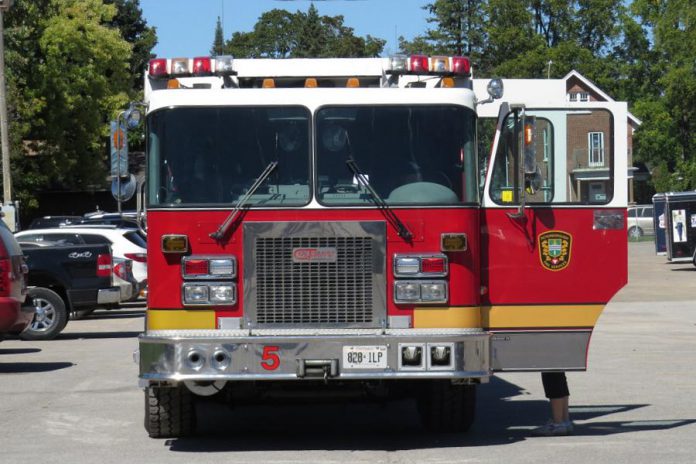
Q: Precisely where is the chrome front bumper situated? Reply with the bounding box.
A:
[138,329,490,384]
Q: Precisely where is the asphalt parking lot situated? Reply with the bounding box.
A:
[1,241,694,464]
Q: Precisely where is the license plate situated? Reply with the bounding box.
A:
[342,345,388,369]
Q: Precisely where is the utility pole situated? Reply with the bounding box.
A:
[0,0,13,206]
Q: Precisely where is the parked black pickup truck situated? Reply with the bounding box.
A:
[19,242,121,340]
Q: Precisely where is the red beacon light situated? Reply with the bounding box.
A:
[451,56,471,75]
[148,58,168,78]
[409,55,429,73]
[192,57,212,76]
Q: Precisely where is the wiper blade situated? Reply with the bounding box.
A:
[210,161,278,242]
[346,159,413,242]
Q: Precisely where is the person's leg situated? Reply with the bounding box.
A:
[534,372,572,436]
[550,395,569,423]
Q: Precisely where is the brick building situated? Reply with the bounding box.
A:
[475,70,642,204]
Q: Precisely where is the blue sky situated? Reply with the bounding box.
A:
[139,0,432,58]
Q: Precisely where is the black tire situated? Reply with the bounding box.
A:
[628,226,643,238]
[145,385,196,438]
[417,381,476,433]
[19,287,68,341]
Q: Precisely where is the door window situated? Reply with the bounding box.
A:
[489,109,614,205]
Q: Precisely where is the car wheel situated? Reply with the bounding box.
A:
[628,226,643,238]
[19,287,68,341]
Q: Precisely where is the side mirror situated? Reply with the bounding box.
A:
[478,78,504,105]
[125,106,142,129]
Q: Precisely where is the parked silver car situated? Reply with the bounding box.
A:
[627,205,654,238]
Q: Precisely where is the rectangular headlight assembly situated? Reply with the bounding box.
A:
[394,280,448,304]
[183,282,236,306]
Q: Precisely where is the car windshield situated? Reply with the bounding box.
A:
[148,106,311,207]
[315,105,477,206]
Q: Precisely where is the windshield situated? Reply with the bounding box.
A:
[316,105,477,206]
[148,106,311,207]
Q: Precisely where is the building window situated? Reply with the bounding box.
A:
[568,92,590,102]
[588,132,604,167]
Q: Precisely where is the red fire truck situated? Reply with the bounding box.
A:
[134,55,628,438]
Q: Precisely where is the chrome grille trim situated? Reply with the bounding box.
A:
[244,221,387,329]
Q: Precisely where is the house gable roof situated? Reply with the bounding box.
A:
[563,70,642,127]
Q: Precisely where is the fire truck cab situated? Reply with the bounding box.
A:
[136,56,628,438]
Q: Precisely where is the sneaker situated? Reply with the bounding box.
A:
[564,420,575,433]
[531,420,573,436]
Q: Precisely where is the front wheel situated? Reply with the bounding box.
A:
[417,381,476,433]
[628,226,644,238]
[20,287,68,341]
[145,385,196,438]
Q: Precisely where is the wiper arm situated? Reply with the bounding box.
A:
[346,159,413,242]
[210,161,278,242]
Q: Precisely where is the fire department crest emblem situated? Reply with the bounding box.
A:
[538,231,572,271]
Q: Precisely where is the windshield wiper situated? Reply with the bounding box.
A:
[346,159,413,242]
[210,161,278,242]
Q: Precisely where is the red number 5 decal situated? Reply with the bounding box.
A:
[261,346,280,371]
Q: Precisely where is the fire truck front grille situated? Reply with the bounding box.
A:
[256,237,372,324]
[244,222,387,328]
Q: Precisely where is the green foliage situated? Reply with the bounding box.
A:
[407,0,696,194]
[104,0,157,93]
[3,0,156,213]
[211,16,224,56]
[221,5,385,59]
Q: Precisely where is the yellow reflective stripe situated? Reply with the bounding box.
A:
[482,305,604,329]
[413,307,481,329]
[147,309,216,330]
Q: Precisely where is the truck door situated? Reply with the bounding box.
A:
[480,102,628,371]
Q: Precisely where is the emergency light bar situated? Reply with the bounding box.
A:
[148,56,237,79]
[387,55,471,77]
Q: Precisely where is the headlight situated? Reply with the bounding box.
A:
[394,280,448,304]
[395,282,420,301]
[420,282,448,302]
[209,284,235,304]
[183,284,209,305]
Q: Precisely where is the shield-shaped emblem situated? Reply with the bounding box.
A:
[538,231,572,271]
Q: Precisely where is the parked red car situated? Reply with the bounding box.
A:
[0,219,31,339]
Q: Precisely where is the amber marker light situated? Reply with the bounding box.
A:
[162,234,189,254]
[441,77,455,88]
[441,233,468,252]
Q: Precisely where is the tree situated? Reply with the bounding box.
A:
[400,0,487,70]
[211,16,224,56]
[3,0,135,211]
[221,6,384,59]
[104,0,157,93]
[629,0,696,191]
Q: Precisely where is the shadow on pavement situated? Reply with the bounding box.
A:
[0,347,42,355]
[0,361,73,374]
[165,376,691,452]
[59,331,142,340]
[77,310,145,320]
